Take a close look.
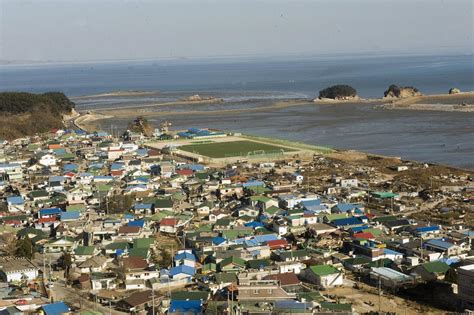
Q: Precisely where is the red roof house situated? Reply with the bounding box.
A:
[266,239,289,250]
[353,232,375,239]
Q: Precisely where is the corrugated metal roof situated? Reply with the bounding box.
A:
[371,267,412,281]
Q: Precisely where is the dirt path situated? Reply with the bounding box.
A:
[326,281,445,314]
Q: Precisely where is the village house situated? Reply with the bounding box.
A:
[237,279,296,301]
[121,257,158,290]
[6,196,25,213]
[43,237,79,253]
[159,218,179,234]
[304,264,344,288]
[0,257,39,282]
[39,154,57,167]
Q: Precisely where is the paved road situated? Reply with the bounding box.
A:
[51,281,127,315]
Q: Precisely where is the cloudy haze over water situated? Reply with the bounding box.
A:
[1,0,473,63]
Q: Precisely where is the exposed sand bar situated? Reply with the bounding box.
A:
[378,92,474,112]
[107,99,309,115]
[72,90,160,99]
[389,92,474,105]
[89,98,225,111]
[74,92,474,132]
[379,103,474,112]
[76,99,312,131]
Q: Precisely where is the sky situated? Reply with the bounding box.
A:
[0,0,473,62]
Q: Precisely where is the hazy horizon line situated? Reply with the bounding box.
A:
[1,49,472,67]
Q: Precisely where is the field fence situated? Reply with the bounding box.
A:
[223,149,286,159]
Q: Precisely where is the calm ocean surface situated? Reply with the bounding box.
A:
[1,54,473,169]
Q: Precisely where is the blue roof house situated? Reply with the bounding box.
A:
[169,300,202,314]
[60,211,80,221]
[181,164,205,172]
[128,220,145,228]
[6,196,24,205]
[424,239,461,256]
[175,251,196,268]
[300,199,321,210]
[136,148,149,157]
[242,180,265,188]
[41,301,70,315]
[170,265,195,281]
[330,217,362,228]
[415,226,440,236]
[6,196,24,212]
[133,203,154,214]
[63,163,78,172]
[332,203,363,214]
[39,207,62,218]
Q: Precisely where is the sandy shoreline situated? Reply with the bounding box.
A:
[74,112,113,131]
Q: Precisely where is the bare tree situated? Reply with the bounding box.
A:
[0,233,18,256]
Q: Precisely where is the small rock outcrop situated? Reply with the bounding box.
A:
[384,84,422,98]
[186,94,204,101]
[317,85,358,101]
[449,88,461,95]
[184,94,222,102]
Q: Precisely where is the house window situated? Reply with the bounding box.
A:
[267,289,273,294]
[254,289,259,294]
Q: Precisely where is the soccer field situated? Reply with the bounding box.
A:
[179,140,295,158]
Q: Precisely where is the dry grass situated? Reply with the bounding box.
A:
[0,109,65,140]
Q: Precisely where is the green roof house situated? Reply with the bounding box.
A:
[305,264,343,288]
[412,261,450,281]
[133,238,155,249]
[74,246,98,262]
[201,263,217,275]
[219,256,246,272]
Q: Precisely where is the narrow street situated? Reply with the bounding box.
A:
[51,282,127,315]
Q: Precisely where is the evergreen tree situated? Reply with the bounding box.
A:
[16,236,35,260]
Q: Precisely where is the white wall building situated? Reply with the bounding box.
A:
[0,258,39,282]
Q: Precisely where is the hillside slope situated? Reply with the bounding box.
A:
[0,92,75,140]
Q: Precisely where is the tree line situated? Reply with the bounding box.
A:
[0,92,75,114]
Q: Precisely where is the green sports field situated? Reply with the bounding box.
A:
[179,140,295,158]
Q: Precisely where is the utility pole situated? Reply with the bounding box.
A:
[378,276,381,313]
[43,254,46,280]
[420,236,423,261]
[48,257,52,282]
[168,245,173,300]
[152,286,155,315]
[366,185,370,207]
[227,289,229,315]
[230,287,233,315]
